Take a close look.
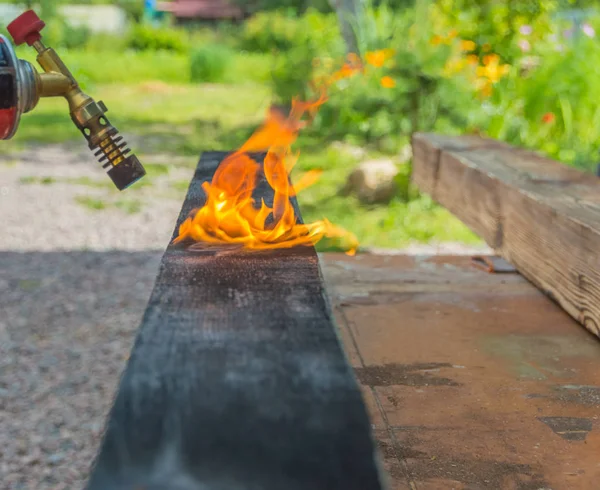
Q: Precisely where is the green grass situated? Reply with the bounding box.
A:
[65,177,115,188]
[115,199,143,214]
[75,196,107,211]
[20,175,116,189]
[18,279,41,291]
[75,195,144,214]
[19,176,57,185]
[13,47,275,86]
[144,163,170,176]
[171,180,193,192]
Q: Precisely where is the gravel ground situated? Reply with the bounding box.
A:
[0,250,162,489]
[0,144,193,251]
[0,145,491,489]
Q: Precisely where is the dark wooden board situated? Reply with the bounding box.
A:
[411,132,600,339]
[85,152,385,490]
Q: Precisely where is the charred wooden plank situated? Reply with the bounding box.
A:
[411,132,600,339]
[85,152,385,490]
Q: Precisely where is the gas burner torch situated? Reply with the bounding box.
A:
[0,10,146,190]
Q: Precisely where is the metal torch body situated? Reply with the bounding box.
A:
[0,10,146,191]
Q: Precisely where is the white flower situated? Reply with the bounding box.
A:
[518,39,531,52]
[520,25,533,36]
[582,23,595,38]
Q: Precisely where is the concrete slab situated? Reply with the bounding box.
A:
[321,253,600,490]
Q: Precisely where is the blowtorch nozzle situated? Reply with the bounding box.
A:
[71,97,146,190]
[1,9,146,191]
[106,155,146,190]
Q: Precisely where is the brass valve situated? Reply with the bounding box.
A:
[1,10,146,190]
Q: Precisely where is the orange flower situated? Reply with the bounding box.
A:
[480,83,493,97]
[477,54,510,83]
[483,53,499,66]
[380,76,396,88]
[448,29,458,39]
[443,57,468,77]
[330,52,363,81]
[365,49,395,68]
[366,51,385,67]
[460,40,476,51]
[430,34,443,46]
[542,112,555,124]
[474,78,493,98]
[466,54,479,65]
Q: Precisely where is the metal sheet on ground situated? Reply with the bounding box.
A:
[85,152,384,490]
[322,253,600,490]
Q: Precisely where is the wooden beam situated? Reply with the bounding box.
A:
[85,152,385,490]
[411,132,600,339]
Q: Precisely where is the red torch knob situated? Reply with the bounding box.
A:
[7,10,45,46]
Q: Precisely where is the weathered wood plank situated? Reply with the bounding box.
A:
[85,152,385,490]
[410,133,511,197]
[411,132,600,339]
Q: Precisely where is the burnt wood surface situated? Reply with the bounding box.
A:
[85,152,385,490]
[412,132,600,340]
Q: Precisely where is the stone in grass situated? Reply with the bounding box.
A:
[330,141,368,159]
[340,159,401,204]
[398,144,412,164]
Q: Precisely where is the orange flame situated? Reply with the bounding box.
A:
[173,57,362,255]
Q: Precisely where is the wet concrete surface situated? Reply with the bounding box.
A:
[320,253,600,490]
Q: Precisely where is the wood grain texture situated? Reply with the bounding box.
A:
[85,152,385,490]
[411,132,600,339]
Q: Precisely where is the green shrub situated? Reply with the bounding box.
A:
[127,24,189,53]
[262,2,481,151]
[263,9,343,103]
[488,31,600,171]
[85,32,129,52]
[224,52,274,84]
[271,52,313,103]
[302,9,344,53]
[117,0,145,22]
[241,11,308,52]
[57,22,93,50]
[306,1,477,152]
[434,0,557,64]
[190,44,233,83]
[240,9,340,54]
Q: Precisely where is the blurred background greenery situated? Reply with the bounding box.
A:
[1,0,598,249]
